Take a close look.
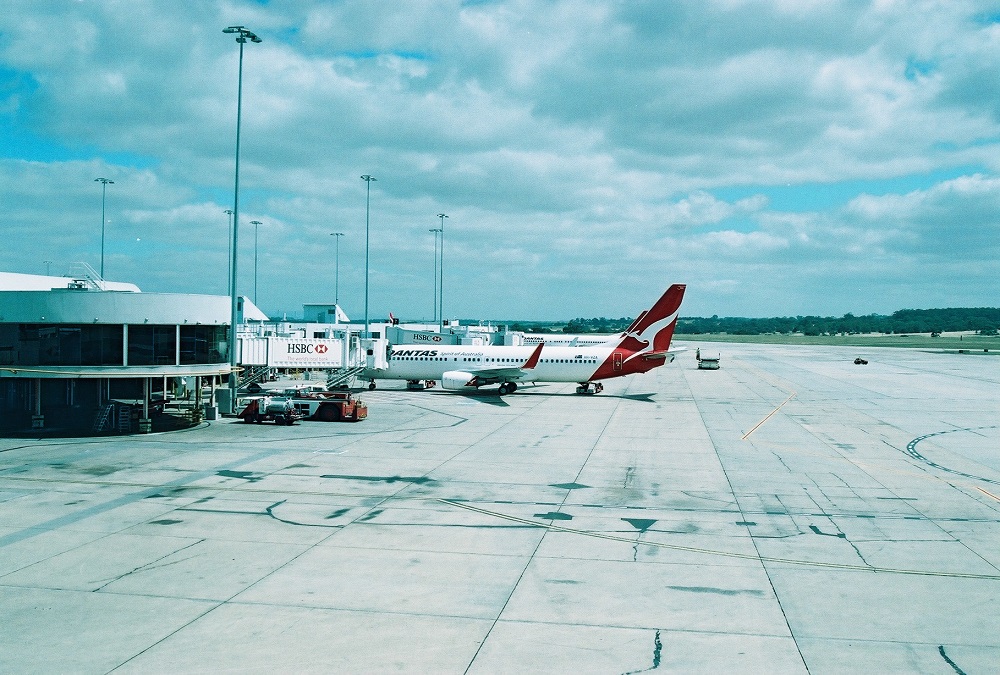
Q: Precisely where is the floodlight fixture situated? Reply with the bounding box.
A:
[223,24,261,412]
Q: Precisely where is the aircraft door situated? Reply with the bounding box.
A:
[613,351,623,371]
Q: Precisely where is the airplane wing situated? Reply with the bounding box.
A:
[465,342,543,381]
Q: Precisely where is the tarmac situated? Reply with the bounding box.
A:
[1,342,998,673]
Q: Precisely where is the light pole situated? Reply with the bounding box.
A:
[361,175,377,337]
[331,232,344,308]
[224,209,234,295]
[43,260,52,276]
[429,228,441,323]
[437,213,447,326]
[95,178,114,279]
[250,220,262,305]
[223,25,261,412]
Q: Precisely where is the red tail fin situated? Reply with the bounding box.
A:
[618,284,686,353]
[588,285,687,382]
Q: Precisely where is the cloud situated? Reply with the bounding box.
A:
[844,173,1000,258]
[1,1,999,319]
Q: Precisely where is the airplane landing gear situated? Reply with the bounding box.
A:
[368,380,377,390]
[497,382,518,395]
[575,382,603,395]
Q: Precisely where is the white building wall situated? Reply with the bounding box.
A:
[0,290,230,325]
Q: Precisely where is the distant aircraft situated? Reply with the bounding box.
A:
[365,284,686,395]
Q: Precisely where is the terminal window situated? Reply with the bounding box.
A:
[4,324,123,366]
[180,326,227,364]
[128,325,176,366]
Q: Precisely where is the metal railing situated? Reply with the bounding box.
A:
[327,366,365,389]
[67,262,106,290]
[238,364,271,388]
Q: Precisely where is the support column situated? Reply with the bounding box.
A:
[191,376,204,424]
[139,377,152,433]
[205,375,219,420]
[31,378,44,429]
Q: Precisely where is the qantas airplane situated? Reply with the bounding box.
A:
[365,284,686,395]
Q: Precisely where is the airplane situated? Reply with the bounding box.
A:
[364,284,686,395]
[519,314,693,349]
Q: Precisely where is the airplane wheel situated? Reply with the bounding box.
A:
[368,381,377,390]
[498,383,511,395]
[508,383,518,393]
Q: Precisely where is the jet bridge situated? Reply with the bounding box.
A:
[236,330,373,392]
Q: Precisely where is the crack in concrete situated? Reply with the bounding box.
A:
[93,539,204,591]
[938,645,967,675]
[622,629,662,674]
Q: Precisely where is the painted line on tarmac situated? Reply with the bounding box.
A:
[440,498,1000,580]
[977,486,1000,503]
[742,392,797,440]
[904,426,1000,486]
[0,445,295,549]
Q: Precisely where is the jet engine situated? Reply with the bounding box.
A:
[442,371,478,390]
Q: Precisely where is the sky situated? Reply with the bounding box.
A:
[2,0,1000,321]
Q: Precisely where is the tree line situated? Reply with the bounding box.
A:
[675,308,1000,336]
[506,308,1000,336]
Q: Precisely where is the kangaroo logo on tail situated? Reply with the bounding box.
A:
[617,284,687,358]
[587,284,687,382]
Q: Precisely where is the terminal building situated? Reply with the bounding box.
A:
[0,268,573,433]
[0,269,391,433]
[0,269,252,432]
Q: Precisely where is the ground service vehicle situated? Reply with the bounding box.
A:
[288,390,368,422]
[697,353,721,370]
[239,391,367,424]
[239,396,302,425]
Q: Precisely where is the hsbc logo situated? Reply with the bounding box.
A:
[413,334,444,343]
[287,343,330,354]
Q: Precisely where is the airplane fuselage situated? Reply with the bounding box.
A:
[378,345,596,382]
[373,343,664,386]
